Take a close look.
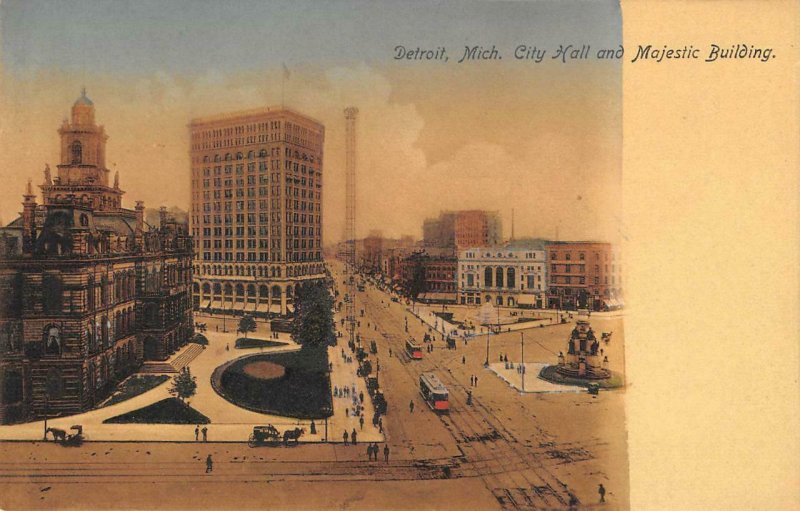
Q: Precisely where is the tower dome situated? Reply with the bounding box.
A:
[74,87,94,106]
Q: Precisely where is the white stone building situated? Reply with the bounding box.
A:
[457,241,548,307]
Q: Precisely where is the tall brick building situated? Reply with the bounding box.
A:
[546,242,622,311]
[0,92,194,424]
[189,107,325,317]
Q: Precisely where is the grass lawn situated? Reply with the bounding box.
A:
[234,338,287,349]
[103,398,210,424]
[98,375,170,408]
[538,365,625,389]
[213,345,331,419]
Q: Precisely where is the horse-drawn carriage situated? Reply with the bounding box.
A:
[248,425,305,447]
[248,425,281,446]
[46,425,84,447]
[601,331,613,344]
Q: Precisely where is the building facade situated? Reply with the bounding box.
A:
[189,107,326,317]
[454,210,502,249]
[0,92,193,424]
[545,242,622,311]
[457,242,547,307]
[398,251,457,303]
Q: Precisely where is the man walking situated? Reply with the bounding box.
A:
[351,428,358,446]
[367,443,373,461]
[202,426,208,442]
[383,444,389,462]
[409,400,414,413]
[359,415,365,430]
[195,425,199,442]
[343,430,349,445]
[598,483,606,503]
[205,454,213,473]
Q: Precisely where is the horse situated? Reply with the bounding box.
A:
[282,427,305,446]
[46,427,67,442]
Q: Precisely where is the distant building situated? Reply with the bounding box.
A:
[423,210,501,250]
[189,107,325,317]
[545,242,622,311]
[423,212,456,249]
[457,239,548,307]
[398,250,457,303]
[454,210,502,249]
[0,92,193,424]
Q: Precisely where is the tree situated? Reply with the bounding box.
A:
[169,367,197,402]
[237,314,257,340]
[291,283,335,347]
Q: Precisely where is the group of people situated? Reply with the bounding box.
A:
[342,428,359,445]
[469,374,479,387]
[366,442,390,462]
[194,425,209,442]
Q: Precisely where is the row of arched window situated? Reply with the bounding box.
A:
[483,267,517,289]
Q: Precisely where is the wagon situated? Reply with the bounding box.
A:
[248,424,281,447]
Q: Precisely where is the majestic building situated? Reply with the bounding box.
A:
[189,107,325,317]
[546,242,622,311]
[0,92,193,424]
[423,210,502,250]
[457,240,548,307]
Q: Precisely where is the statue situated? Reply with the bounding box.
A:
[44,164,52,185]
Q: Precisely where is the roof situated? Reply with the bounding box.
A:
[93,214,136,236]
[74,88,94,106]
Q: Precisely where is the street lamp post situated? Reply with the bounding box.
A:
[521,331,525,392]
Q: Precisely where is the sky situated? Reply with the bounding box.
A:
[0,0,622,244]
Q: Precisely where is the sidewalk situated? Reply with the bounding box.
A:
[0,319,382,444]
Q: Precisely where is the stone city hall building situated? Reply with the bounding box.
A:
[0,92,193,424]
[189,107,325,317]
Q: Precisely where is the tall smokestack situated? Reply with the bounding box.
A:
[344,107,358,346]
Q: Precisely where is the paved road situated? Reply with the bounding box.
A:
[0,261,628,510]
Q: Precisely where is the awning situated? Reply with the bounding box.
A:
[419,292,457,303]
[210,299,225,310]
[254,302,271,313]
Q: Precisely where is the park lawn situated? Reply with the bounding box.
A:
[216,344,332,419]
[99,374,170,408]
[103,397,210,424]
[234,338,287,349]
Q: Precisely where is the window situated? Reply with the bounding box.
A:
[44,325,62,355]
[71,141,82,164]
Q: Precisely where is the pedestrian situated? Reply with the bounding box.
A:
[343,430,349,445]
[462,355,465,364]
[389,348,392,357]
[359,415,365,430]
[367,443,373,461]
[202,426,208,442]
[378,418,383,434]
[205,454,213,473]
[409,400,414,413]
[359,391,364,403]
[225,343,229,351]
[334,385,339,397]
[345,407,349,417]
[351,428,358,445]
[383,444,390,462]
[598,484,606,503]
[474,375,478,387]
[195,425,199,441]
[215,325,219,332]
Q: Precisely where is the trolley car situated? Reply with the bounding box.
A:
[405,339,423,360]
[419,372,449,412]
